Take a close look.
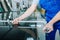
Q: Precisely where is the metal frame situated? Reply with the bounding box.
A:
[0,20,45,23]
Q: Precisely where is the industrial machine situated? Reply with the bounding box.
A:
[0,0,46,40]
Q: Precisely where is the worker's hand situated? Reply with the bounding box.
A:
[12,18,20,24]
[43,23,53,33]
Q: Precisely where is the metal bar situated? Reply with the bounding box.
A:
[0,26,36,28]
[18,26,36,28]
[0,20,46,23]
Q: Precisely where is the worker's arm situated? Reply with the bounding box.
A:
[12,4,37,24]
[43,11,60,33]
[18,4,37,20]
[12,0,39,24]
[47,11,60,25]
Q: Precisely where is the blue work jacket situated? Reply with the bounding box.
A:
[39,0,60,26]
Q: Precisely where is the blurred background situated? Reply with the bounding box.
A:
[0,0,60,40]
